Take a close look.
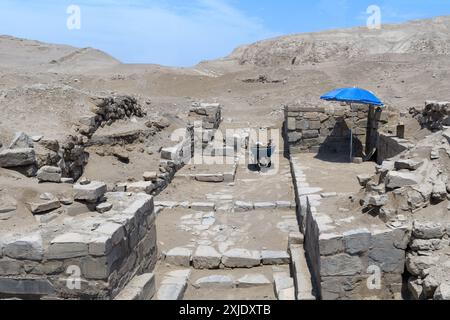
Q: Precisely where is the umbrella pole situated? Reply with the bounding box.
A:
[350,103,353,163]
[350,130,353,163]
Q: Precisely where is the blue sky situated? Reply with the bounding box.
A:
[0,0,449,66]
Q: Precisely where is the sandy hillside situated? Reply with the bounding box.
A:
[0,16,450,180]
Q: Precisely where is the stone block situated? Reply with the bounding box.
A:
[289,244,315,300]
[385,171,422,189]
[356,174,373,188]
[47,233,90,259]
[193,246,222,269]
[222,249,261,268]
[191,202,215,212]
[287,117,296,131]
[165,247,192,267]
[234,201,254,212]
[410,239,443,252]
[369,247,405,273]
[95,222,125,245]
[156,269,190,300]
[0,278,55,296]
[29,199,61,214]
[288,132,302,143]
[3,233,43,261]
[367,195,388,207]
[434,283,450,300]
[406,254,440,277]
[0,194,17,216]
[254,202,277,210]
[276,201,292,209]
[273,271,295,300]
[155,201,178,209]
[288,232,304,245]
[394,159,423,171]
[115,273,155,300]
[143,171,158,182]
[65,201,93,217]
[80,256,112,280]
[319,233,344,256]
[73,181,107,202]
[278,287,296,300]
[89,236,113,256]
[156,284,187,300]
[309,120,321,130]
[194,275,234,289]
[296,120,310,130]
[36,166,62,183]
[288,106,325,113]
[195,174,224,183]
[127,181,155,194]
[161,147,177,160]
[0,148,36,167]
[0,259,23,275]
[343,228,371,255]
[237,274,271,288]
[8,132,34,149]
[371,227,410,250]
[302,130,319,139]
[261,250,290,265]
[96,202,113,213]
[413,221,445,239]
[320,254,363,276]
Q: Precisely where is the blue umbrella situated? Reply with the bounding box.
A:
[320,87,384,162]
[320,87,384,106]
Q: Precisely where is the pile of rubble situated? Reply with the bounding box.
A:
[406,221,450,300]
[359,127,450,221]
[77,95,146,138]
[410,101,450,132]
[356,103,450,300]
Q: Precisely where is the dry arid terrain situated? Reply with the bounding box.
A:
[1,16,450,301]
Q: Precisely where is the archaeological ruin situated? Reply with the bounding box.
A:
[2,14,450,302]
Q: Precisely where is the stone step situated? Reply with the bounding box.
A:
[193,273,272,289]
[289,244,316,300]
[114,273,155,300]
[272,266,296,300]
[183,267,277,300]
[162,247,291,269]
[154,269,191,300]
[154,200,295,213]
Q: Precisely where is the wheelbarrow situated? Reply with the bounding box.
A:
[250,143,276,170]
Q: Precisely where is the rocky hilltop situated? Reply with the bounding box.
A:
[227,16,450,66]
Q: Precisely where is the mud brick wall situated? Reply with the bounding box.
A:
[285,104,386,157]
[0,193,157,300]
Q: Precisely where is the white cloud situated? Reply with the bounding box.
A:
[0,0,276,66]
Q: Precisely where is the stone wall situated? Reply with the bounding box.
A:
[0,193,157,300]
[376,134,412,165]
[410,101,450,132]
[290,156,410,300]
[189,103,223,149]
[0,96,146,180]
[284,104,387,157]
[406,220,450,300]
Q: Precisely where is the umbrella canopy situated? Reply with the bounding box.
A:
[320,87,384,106]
